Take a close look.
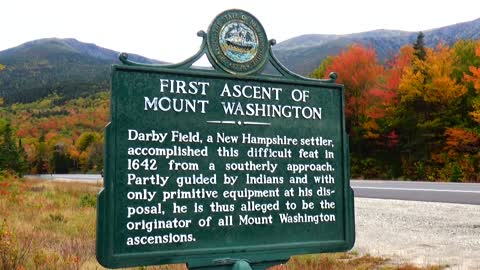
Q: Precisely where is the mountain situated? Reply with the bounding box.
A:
[272,18,480,76]
[0,38,162,104]
[1,18,480,104]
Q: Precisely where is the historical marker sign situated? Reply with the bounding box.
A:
[97,9,354,270]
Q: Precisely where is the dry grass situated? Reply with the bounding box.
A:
[0,176,98,269]
[0,176,446,270]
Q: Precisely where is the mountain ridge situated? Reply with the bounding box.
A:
[1,17,479,103]
[272,17,480,75]
[0,38,162,103]
[0,37,159,64]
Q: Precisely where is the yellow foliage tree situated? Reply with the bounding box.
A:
[399,44,466,105]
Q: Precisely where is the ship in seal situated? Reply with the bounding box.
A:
[219,21,258,63]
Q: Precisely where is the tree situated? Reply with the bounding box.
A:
[413,32,426,61]
[34,134,49,174]
[463,43,480,124]
[309,56,332,79]
[362,46,413,160]
[452,40,480,82]
[398,44,466,118]
[76,132,102,172]
[395,43,467,179]
[0,122,27,175]
[423,44,466,104]
[76,132,99,151]
[311,44,405,178]
[0,123,20,170]
[50,142,72,173]
[314,44,384,135]
[16,139,28,175]
[436,127,480,182]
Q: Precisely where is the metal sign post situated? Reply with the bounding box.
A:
[97,9,355,270]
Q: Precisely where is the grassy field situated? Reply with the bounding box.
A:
[0,175,445,270]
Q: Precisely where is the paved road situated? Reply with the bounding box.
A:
[25,174,103,183]
[25,175,480,205]
[351,180,480,205]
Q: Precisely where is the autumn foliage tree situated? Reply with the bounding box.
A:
[311,38,479,181]
[395,43,467,179]
[311,44,401,177]
[464,42,480,124]
[318,45,384,135]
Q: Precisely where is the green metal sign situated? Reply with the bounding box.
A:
[97,9,354,270]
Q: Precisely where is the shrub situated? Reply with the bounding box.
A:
[0,219,30,270]
[49,213,66,223]
[79,193,96,208]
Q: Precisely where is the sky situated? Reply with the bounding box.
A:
[2,0,480,64]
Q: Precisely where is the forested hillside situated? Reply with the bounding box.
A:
[0,92,109,174]
[0,38,161,104]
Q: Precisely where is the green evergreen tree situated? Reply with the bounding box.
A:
[0,122,20,172]
[413,32,426,61]
[16,139,29,176]
[35,133,48,174]
[50,143,71,173]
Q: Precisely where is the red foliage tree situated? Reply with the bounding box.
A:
[324,44,384,134]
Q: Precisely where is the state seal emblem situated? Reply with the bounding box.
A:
[207,9,268,75]
[220,21,258,63]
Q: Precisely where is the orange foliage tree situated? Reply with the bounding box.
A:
[464,43,480,123]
